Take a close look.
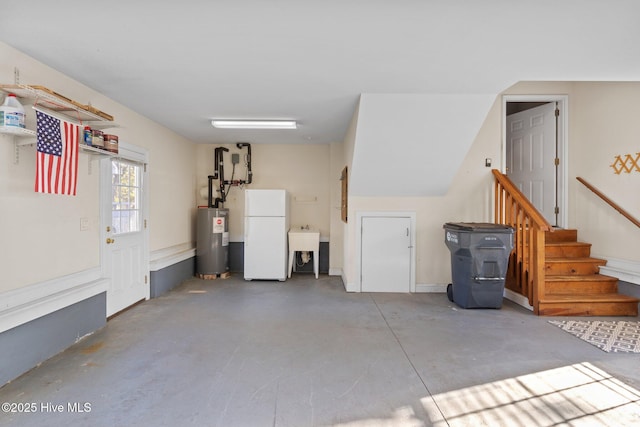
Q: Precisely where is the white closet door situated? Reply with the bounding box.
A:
[361,216,412,292]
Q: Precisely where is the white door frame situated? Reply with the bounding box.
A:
[100,141,150,314]
[355,211,416,293]
[502,95,569,228]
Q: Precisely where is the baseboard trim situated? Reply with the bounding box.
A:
[329,268,342,276]
[504,288,534,311]
[344,282,359,292]
[150,242,196,272]
[342,282,447,293]
[415,284,447,293]
[596,256,640,286]
[343,269,358,292]
[0,269,107,334]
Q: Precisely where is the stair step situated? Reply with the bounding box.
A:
[545,274,619,294]
[545,242,592,258]
[545,257,607,275]
[508,223,634,317]
[538,293,640,316]
[545,229,578,243]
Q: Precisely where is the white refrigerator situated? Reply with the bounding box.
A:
[244,189,289,280]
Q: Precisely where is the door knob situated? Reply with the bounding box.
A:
[106,238,115,244]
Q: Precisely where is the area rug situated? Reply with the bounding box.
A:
[548,320,640,353]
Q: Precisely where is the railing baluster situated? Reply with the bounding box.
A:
[527,219,534,304]
[515,205,521,291]
[491,170,551,313]
[532,226,545,314]
[494,181,500,224]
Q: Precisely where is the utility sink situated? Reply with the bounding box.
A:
[288,228,320,279]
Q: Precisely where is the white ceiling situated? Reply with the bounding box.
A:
[1,1,639,146]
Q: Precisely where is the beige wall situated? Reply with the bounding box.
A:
[341,91,505,289]
[0,42,197,293]
[504,81,640,263]
[3,42,636,296]
[195,143,331,242]
[341,104,359,283]
[344,96,502,288]
[342,81,640,289]
[329,141,345,275]
[570,82,640,262]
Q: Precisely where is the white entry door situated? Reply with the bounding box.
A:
[360,216,413,293]
[506,102,558,225]
[101,148,149,317]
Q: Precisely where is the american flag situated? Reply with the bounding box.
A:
[35,110,80,195]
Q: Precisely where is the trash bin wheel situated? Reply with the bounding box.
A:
[446,283,453,302]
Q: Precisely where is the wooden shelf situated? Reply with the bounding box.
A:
[2,84,117,165]
[0,84,114,122]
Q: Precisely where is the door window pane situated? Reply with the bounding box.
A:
[111,159,142,235]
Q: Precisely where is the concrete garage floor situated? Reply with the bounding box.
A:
[1,275,639,426]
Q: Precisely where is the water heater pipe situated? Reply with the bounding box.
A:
[207,143,253,208]
[209,147,229,208]
[236,142,253,184]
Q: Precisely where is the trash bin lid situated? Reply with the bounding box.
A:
[443,222,513,232]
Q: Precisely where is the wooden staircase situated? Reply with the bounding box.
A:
[538,229,639,316]
[493,170,639,317]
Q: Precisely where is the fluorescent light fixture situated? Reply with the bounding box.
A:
[211,120,297,129]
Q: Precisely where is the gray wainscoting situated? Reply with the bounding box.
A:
[0,292,106,386]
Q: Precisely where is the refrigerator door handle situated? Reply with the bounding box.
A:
[244,218,249,246]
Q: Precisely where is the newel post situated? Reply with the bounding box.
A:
[531,227,546,314]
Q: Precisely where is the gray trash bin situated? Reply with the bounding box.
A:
[443,222,514,309]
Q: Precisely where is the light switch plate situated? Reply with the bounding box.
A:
[80,217,90,231]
